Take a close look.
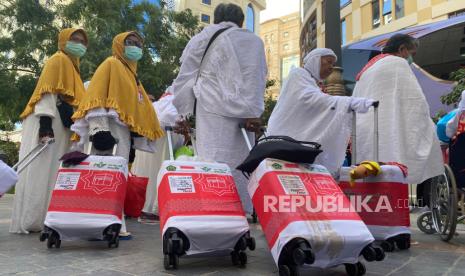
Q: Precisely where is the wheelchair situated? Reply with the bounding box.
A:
[417,118,465,242]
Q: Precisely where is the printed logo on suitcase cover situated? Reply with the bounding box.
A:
[339,165,410,228]
[158,161,245,232]
[251,159,362,248]
[47,156,128,219]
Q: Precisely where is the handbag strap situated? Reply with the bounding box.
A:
[193,26,232,116]
[256,136,322,150]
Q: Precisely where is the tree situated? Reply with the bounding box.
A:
[441,68,465,106]
[0,0,59,130]
[0,0,200,129]
[261,79,277,126]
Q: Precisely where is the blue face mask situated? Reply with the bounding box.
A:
[124,46,143,61]
[406,54,414,65]
[64,41,87,58]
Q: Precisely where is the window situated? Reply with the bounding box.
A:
[372,0,380,28]
[383,0,392,24]
[246,4,255,32]
[395,0,404,19]
[283,32,289,38]
[201,14,210,23]
[460,47,465,57]
[341,19,347,45]
[283,44,289,50]
[201,0,211,5]
[340,0,351,7]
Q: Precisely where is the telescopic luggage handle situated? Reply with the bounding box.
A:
[13,138,55,174]
[164,126,197,161]
[239,123,267,151]
[351,100,379,166]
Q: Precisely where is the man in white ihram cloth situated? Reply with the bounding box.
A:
[171,3,267,214]
[267,48,374,176]
[352,34,443,185]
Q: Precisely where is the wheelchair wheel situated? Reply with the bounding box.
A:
[430,164,458,242]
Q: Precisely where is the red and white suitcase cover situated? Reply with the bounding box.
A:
[338,165,411,241]
[157,160,249,255]
[249,159,374,269]
[45,155,128,241]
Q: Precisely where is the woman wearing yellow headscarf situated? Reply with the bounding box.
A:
[71,31,164,237]
[10,28,88,234]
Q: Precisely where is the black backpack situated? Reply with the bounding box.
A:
[236,136,322,175]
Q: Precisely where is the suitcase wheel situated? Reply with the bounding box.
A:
[239,251,247,267]
[374,246,385,261]
[235,236,248,251]
[345,262,366,276]
[380,240,395,252]
[163,254,170,270]
[361,245,377,262]
[247,237,256,251]
[395,234,411,250]
[108,233,119,248]
[163,254,179,270]
[46,230,61,249]
[231,251,247,267]
[278,265,300,276]
[39,231,49,242]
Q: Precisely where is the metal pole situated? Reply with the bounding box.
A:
[324,0,342,66]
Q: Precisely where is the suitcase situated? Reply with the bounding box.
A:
[157,126,255,270]
[40,144,128,249]
[338,102,411,252]
[239,128,385,276]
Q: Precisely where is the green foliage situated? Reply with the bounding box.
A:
[261,95,277,126]
[0,0,200,128]
[441,68,465,106]
[0,140,19,167]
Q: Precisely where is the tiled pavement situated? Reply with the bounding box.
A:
[2,194,465,276]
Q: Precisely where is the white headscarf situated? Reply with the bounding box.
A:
[303,48,337,81]
[459,90,465,110]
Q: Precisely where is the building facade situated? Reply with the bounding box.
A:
[260,12,301,97]
[170,0,266,34]
[300,0,465,57]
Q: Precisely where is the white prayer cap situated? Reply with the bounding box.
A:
[303,48,337,81]
[459,90,465,110]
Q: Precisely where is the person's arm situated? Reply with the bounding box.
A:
[88,109,116,151]
[34,93,57,143]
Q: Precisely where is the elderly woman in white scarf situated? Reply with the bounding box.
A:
[267,48,374,175]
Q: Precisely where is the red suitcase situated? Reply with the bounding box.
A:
[239,128,385,276]
[41,153,128,248]
[157,127,255,270]
[338,102,411,252]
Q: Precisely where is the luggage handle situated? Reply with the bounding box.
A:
[165,126,175,161]
[13,138,55,174]
[239,123,267,151]
[351,100,379,165]
[164,126,197,161]
[87,139,119,156]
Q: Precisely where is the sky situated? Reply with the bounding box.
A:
[260,0,300,23]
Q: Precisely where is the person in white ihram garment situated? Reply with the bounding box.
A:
[352,34,443,187]
[267,48,374,176]
[132,86,184,223]
[171,3,267,214]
